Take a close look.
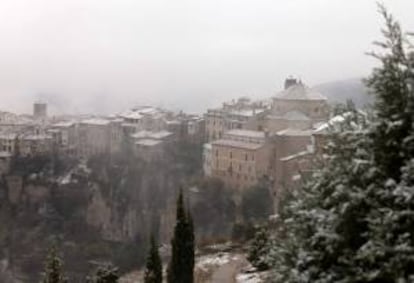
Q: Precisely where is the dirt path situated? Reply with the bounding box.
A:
[210,254,247,283]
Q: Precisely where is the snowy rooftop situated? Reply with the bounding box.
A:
[53,121,75,128]
[212,139,264,150]
[149,130,173,139]
[131,130,173,140]
[0,151,12,158]
[314,113,349,134]
[0,133,18,140]
[275,83,326,101]
[135,139,162,147]
[120,111,143,120]
[228,109,266,117]
[280,150,312,161]
[225,129,265,139]
[203,143,212,150]
[131,130,151,139]
[22,134,53,141]
[277,128,313,136]
[81,118,111,126]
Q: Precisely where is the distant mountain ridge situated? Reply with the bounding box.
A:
[314,78,372,107]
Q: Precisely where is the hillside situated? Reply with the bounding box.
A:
[314,78,372,107]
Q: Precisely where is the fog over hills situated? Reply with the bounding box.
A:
[0,77,372,116]
[315,78,372,108]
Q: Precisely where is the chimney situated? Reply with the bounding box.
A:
[284,76,298,90]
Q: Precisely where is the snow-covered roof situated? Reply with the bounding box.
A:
[280,150,311,161]
[120,111,143,120]
[203,143,212,150]
[277,128,313,136]
[0,133,18,140]
[53,121,75,128]
[282,111,310,121]
[22,134,52,141]
[165,120,181,125]
[313,113,348,134]
[135,139,162,147]
[0,151,12,158]
[81,118,110,126]
[131,130,151,139]
[212,139,264,150]
[131,130,173,140]
[225,129,265,139]
[228,109,266,117]
[275,84,326,101]
[149,130,173,139]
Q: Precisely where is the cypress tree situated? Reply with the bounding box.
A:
[186,210,195,283]
[167,190,195,283]
[144,234,163,283]
[41,244,67,283]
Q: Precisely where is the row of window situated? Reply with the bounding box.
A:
[216,150,255,161]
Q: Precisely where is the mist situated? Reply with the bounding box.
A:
[0,0,413,115]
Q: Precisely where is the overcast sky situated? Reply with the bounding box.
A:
[0,0,413,115]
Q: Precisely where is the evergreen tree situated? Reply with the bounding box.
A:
[41,244,67,283]
[247,227,270,271]
[86,265,119,283]
[144,235,163,283]
[167,190,195,283]
[266,5,414,282]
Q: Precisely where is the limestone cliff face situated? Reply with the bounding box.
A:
[86,183,111,236]
[5,175,50,207]
[6,176,23,204]
[85,180,175,243]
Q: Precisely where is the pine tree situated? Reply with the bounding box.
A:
[144,234,163,283]
[366,5,414,181]
[167,190,195,283]
[247,227,270,271]
[86,265,119,283]
[41,244,67,283]
[266,5,414,282]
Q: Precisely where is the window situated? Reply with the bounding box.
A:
[245,154,248,161]
[239,164,242,171]
[230,151,232,158]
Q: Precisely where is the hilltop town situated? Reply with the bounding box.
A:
[0,78,334,210]
[0,77,339,281]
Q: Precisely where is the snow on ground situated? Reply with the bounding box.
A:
[236,272,263,283]
[196,252,239,271]
[119,270,143,283]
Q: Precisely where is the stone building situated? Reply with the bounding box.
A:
[209,130,271,190]
[19,133,53,157]
[0,151,12,175]
[49,121,78,156]
[130,129,174,160]
[33,101,47,119]
[119,106,168,134]
[78,118,122,158]
[202,78,331,213]
[0,133,18,154]
[205,97,269,142]
[269,79,329,128]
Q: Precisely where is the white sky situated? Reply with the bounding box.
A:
[0,0,413,114]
